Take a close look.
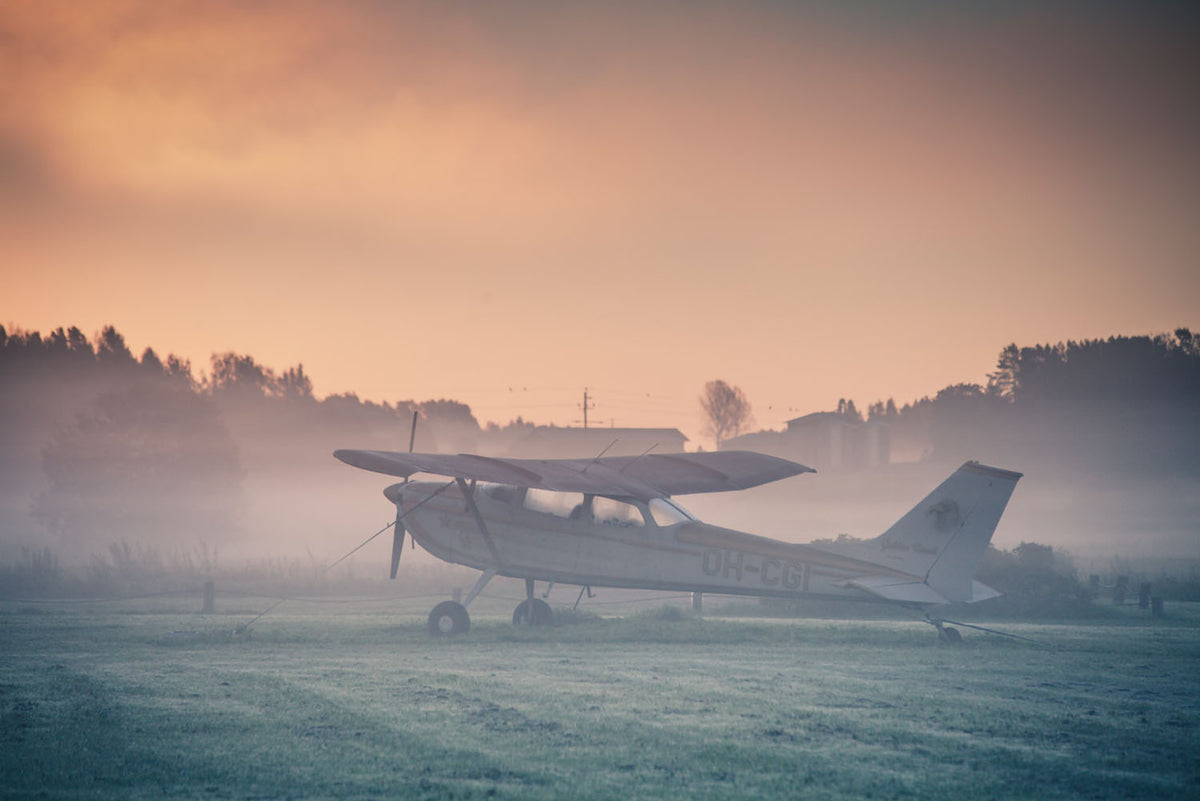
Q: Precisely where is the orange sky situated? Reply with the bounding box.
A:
[3,1,1198,442]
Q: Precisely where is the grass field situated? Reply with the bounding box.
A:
[2,593,1198,800]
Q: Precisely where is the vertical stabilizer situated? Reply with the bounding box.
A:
[867,462,1022,602]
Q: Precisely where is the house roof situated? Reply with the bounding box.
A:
[785,412,845,426]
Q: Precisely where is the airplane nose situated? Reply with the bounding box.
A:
[383,483,405,504]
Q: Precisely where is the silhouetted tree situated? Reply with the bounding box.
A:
[867,399,900,430]
[1175,327,1197,357]
[987,344,1020,399]
[416,399,480,452]
[700,380,753,449]
[140,347,163,373]
[276,364,314,401]
[95,325,135,366]
[164,355,197,389]
[208,352,274,398]
[836,398,862,422]
[417,399,478,429]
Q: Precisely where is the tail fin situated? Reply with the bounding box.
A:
[867,462,1022,603]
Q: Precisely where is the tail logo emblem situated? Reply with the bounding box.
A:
[927,499,961,532]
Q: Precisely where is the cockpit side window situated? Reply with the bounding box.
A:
[482,483,525,505]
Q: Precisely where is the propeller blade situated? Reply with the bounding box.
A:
[390,515,405,579]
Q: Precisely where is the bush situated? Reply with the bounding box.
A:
[974,542,1099,618]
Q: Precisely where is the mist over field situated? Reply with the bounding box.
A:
[1,325,1197,592]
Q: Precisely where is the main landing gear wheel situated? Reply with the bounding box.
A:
[512,598,553,627]
[428,601,470,636]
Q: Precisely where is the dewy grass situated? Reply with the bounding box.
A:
[2,601,1198,800]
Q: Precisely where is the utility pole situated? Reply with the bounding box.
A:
[580,387,595,429]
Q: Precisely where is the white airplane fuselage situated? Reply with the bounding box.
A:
[398,480,914,602]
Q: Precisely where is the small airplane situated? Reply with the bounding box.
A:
[334,448,1021,640]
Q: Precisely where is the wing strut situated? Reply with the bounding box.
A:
[455,477,506,568]
[462,568,497,608]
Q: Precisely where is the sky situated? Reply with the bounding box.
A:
[3,1,1198,442]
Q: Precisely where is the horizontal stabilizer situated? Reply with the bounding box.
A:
[847,575,1000,605]
[845,576,950,605]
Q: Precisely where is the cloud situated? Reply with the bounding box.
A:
[4,2,1196,240]
[2,1,1198,424]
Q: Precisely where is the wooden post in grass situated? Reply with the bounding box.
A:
[1151,596,1164,618]
[1139,583,1151,609]
[691,592,703,615]
[202,581,215,614]
[1114,575,1129,605]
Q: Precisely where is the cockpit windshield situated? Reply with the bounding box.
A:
[648,497,695,526]
[482,483,525,505]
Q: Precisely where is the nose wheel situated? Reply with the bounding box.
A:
[428,600,470,636]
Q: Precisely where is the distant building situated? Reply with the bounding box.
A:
[723,412,889,471]
[506,426,688,459]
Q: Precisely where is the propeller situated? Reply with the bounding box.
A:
[386,410,420,580]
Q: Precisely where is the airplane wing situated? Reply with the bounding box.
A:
[333,449,813,500]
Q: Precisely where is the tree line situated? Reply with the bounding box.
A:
[782,329,1200,473]
[890,329,1199,472]
[701,328,1198,473]
[0,324,491,551]
[3,324,1197,555]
